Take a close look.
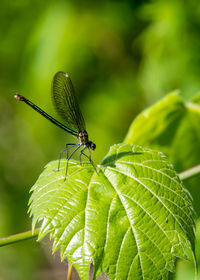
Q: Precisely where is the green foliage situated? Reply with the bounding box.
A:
[29,144,195,280]
[124,92,200,215]
[1,0,200,278]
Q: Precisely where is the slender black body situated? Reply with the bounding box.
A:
[14,71,96,177]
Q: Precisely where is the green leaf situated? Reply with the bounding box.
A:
[124,92,186,153]
[124,92,200,214]
[29,144,195,280]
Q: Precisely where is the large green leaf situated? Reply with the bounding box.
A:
[29,144,195,280]
[124,92,200,214]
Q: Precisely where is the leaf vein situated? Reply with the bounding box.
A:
[106,166,189,241]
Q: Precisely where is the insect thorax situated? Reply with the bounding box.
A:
[78,131,89,146]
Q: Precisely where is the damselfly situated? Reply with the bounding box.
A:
[14,71,96,177]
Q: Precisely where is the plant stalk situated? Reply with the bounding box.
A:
[179,165,200,181]
[67,264,73,280]
[0,228,40,247]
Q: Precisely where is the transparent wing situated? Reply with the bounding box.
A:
[52,71,86,133]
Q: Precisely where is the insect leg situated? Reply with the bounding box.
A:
[65,143,76,159]
[65,144,81,179]
[88,147,91,162]
[85,148,98,174]
[57,144,78,171]
[79,147,87,165]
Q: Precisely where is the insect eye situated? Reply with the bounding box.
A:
[91,143,96,150]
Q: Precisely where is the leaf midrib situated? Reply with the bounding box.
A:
[102,170,144,280]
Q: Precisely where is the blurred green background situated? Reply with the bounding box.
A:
[0,0,200,279]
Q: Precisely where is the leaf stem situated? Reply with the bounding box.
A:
[0,228,40,247]
[179,165,200,181]
[67,264,73,280]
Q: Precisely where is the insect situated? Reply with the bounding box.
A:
[14,71,96,177]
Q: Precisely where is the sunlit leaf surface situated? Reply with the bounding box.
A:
[29,144,195,280]
[124,92,200,215]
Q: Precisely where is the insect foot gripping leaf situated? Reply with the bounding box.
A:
[28,144,196,280]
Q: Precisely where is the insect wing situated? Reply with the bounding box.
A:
[52,71,86,133]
